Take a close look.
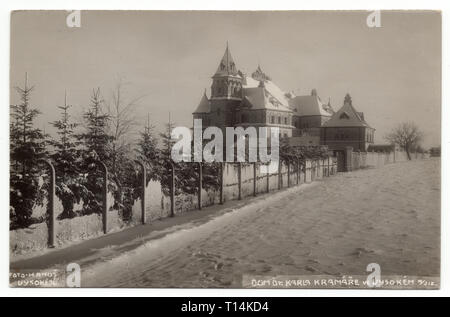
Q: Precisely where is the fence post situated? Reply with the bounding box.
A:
[278,160,282,190]
[315,160,318,179]
[238,163,242,200]
[169,161,175,217]
[318,160,321,178]
[319,159,322,177]
[287,161,291,188]
[317,159,322,178]
[345,147,353,172]
[96,161,108,234]
[219,163,224,205]
[39,159,56,248]
[253,162,257,197]
[303,161,307,182]
[296,158,300,185]
[305,160,311,183]
[134,160,146,225]
[315,160,318,178]
[197,162,202,210]
[317,159,323,178]
[327,156,330,176]
[266,163,270,193]
[321,159,324,177]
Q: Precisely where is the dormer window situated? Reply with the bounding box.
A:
[340,112,350,119]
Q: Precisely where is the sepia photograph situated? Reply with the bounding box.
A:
[8,10,441,290]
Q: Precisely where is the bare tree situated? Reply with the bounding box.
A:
[385,122,423,160]
[107,78,143,212]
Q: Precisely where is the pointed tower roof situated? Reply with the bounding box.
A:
[322,99,371,128]
[213,43,239,77]
[192,90,210,114]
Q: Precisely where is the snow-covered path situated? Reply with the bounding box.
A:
[83,159,440,288]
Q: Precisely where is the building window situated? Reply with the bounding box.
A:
[271,116,274,124]
[278,116,281,124]
[284,117,287,125]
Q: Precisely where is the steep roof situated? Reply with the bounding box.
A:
[289,93,334,116]
[213,44,239,77]
[192,91,210,114]
[322,101,371,128]
[243,76,292,111]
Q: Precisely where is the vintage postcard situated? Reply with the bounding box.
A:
[9,10,441,289]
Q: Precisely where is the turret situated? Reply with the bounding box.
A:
[211,43,242,100]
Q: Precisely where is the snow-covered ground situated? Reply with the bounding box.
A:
[81,158,440,288]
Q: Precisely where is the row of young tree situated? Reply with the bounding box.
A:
[10,75,215,229]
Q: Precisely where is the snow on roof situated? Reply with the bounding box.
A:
[322,101,371,128]
[242,76,292,112]
[213,44,239,77]
[192,91,210,114]
[289,94,334,117]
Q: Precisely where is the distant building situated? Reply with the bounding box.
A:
[320,94,375,152]
[288,89,334,146]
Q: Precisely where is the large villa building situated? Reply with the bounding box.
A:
[193,44,295,139]
[193,44,374,151]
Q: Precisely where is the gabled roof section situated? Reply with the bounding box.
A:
[243,76,292,111]
[242,86,292,112]
[192,90,210,114]
[289,92,334,117]
[322,101,371,128]
[213,43,239,77]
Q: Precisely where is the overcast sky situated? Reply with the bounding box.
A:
[10,10,441,147]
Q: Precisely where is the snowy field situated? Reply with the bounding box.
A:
[81,158,440,288]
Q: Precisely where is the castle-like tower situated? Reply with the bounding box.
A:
[193,43,298,140]
[208,43,243,131]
